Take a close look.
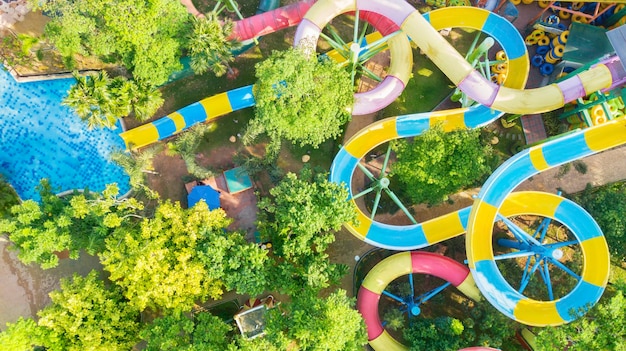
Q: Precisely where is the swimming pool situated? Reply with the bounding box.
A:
[0,67,130,200]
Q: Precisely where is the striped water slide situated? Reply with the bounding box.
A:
[313,0,625,342]
[357,251,484,351]
[119,0,400,150]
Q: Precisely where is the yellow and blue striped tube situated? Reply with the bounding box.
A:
[119,85,255,150]
[466,119,626,325]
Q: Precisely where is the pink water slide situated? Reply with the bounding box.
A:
[231,0,399,41]
[231,0,316,41]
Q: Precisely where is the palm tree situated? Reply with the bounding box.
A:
[188,12,241,77]
[110,146,161,198]
[63,71,119,129]
[131,84,164,122]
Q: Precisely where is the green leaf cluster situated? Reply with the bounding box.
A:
[404,301,522,351]
[249,47,354,154]
[63,71,163,130]
[188,12,241,77]
[0,271,140,351]
[569,182,626,262]
[37,271,141,351]
[0,175,19,218]
[101,200,268,311]
[257,170,356,295]
[0,181,143,269]
[264,289,367,351]
[29,0,190,86]
[141,312,233,351]
[391,125,494,205]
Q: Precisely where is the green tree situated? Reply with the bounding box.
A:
[246,47,353,158]
[110,146,161,199]
[391,125,495,205]
[0,181,143,269]
[64,71,163,129]
[404,301,522,351]
[264,289,367,351]
[141,312,234,351]
[188,12,241,77]
[0,317,46,351]
[569,182,626,262]
[535,285,626,350]
[100,201,268,312]
[459,301,522,350]
[29,0,190,86]
[404,316,465,351]
[256,170,356,295]
[167,124,214,179]
[37,271,140,351]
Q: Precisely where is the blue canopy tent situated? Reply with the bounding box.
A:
[187,185,221,210]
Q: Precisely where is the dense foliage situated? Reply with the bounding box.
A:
[0,175,19,218]
[29,0,190,86]
[0,271,140,351]
[257,170,356,295]
[391,125,495,205]
[141,312,233,351]
[265,289,367,351]
[64,71,163,129]
[535,283,626,350]
[568,181,626,262]
[404,301,523,351]
[0,181,142,268]
[100,201,268,312]
[188,12,240,77]
[247,47,354,157]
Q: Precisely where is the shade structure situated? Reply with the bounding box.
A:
[187,185,221,210]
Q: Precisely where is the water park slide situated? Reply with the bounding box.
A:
[296,0,626,116]
[122,0,313,150]
[357,251,484,351]
[120,3,398,149]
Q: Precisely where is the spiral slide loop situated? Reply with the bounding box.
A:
[311,0,626,348]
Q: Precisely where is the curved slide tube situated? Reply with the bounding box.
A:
[296,0,625,115]
[465,120,625,326]
[329,5,528,247]
[232,0,282,56]
[119,85,255,149]
[357,251,482,351]
[119,30,389,149]
[324,0,620,333]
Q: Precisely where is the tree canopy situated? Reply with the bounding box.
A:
[140,312,233,351]
[63,71,163,129]
[0,181,142,269]
[29,0,190,86]
[535,283,626,350]
[247,47,354,157]
[0,271,141,351]
[569,182,626,263]
[188,12,241,77]
[100,200,269,312]
[403,301,523,351]
[256,170,356,295]
[391,125,495,205]
[265,289,367,351]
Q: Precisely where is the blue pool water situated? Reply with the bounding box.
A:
[0,67,130,200]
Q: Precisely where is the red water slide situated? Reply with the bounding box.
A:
[231,0,400,41]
